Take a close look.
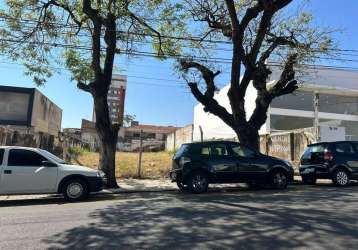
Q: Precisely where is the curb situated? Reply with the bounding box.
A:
[97,188,178,196]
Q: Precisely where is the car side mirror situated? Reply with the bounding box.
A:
[42,161,57,167]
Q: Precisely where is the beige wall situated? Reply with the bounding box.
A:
[166,124,193,151]
[31,90,62,136]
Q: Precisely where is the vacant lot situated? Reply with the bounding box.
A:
[77,151,173,178]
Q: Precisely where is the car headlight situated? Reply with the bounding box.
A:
[97,170,105,178]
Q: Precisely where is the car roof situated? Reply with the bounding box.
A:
[182,140,240,146]
[308,141,358,147]
[0,146,41,151]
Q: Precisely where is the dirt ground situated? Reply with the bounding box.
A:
[77,151,173,178]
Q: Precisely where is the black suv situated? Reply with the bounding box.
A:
[300,141,358,186]
[169,141,294,193]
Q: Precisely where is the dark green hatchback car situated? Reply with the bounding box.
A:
[170,141,294,193]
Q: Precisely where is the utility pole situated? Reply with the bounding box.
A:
[199,125,203,142]
[137,129,143,178]
[313,92,320,142]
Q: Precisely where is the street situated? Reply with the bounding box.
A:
[0,184,357,250]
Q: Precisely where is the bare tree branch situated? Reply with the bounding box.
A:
[269,53,298,97]
[180,59,220,98]
[188,82,235,128]
[77,81,92,93]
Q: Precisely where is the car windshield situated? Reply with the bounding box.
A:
[174,144,189,158]
[39,149,66,164]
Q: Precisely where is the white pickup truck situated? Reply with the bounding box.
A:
[0,146,105,201]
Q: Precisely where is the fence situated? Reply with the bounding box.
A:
[0,126,90,158]
[260,127,316,169]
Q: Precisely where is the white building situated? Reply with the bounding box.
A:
[193,67,358,142]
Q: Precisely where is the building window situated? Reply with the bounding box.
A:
[319,94,358,115]
[146,133,156,139]
[270,115,314,131]
[270,90,314,111]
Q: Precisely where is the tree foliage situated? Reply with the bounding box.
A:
[170,0,335,149]
[0,0,185,187]
[0,0,186,85]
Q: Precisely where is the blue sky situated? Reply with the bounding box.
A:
[0,0,358,129]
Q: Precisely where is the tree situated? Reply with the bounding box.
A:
[123,114,136,127]
[176,0,334,150]
[0,0,181,188]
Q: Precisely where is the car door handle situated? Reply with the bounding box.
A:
[4,170,12,174]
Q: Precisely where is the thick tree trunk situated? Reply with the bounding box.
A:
[93,93,119,188]
[235,126,260,152]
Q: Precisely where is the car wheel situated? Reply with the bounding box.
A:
[333,169,350,187]
[302,175,317,185]
[176,181,189,192]
[63,179,88,202]
[270,170,288,189]
[188,171,209,194]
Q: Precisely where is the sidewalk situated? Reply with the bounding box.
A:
[0,176,331,201]
[103,178,177,194]
[0,178,177,201]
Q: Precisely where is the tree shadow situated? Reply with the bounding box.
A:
[0,194,118,207]
[42,184,358,250]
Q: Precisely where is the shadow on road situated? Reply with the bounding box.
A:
[0,194,119,207]
[41,183,358,250]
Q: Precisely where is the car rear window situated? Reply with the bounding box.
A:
[0,149,4,165]
[211,144,229,156]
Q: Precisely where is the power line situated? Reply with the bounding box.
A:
[1,17,358,72]
[2,36,358,73]
[2,15,358,55]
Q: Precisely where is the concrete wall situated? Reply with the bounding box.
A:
[0,91,31,122]
[260,127,316,171]
[31,90,62,136]
[0,126,91,158]
[0,126,61,155]
[0,87,62,136]
[166,124,194,151]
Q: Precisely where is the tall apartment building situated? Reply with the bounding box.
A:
[93,74,127,124]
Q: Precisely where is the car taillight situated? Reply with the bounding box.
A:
[179,157,191,167]
[324,152,333,161]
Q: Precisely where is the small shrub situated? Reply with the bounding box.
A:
[68,146,86,164]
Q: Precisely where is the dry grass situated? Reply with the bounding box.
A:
[77,151,173,179]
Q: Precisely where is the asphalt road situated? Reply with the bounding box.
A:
[0,183,357,250]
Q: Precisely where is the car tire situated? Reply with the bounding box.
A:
[333,168,350,187]
[176,181,189,192]
[302,175,317,185]
[63,179,88,202]
[270,170,288,189]
[188,171,209,194]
